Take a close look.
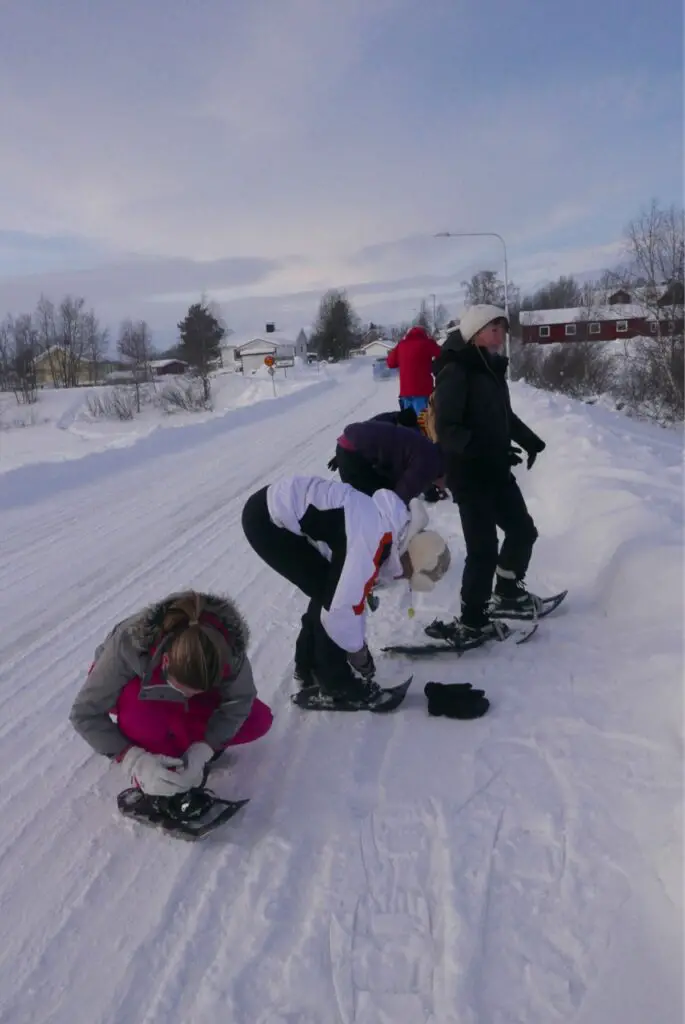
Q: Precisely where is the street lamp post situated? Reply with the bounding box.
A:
[435,230,511,375]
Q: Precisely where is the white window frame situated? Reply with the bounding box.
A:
[616,320,628,333]
[650,321,658,334]
[589,322,601,335]
[538,325,550,338]
[565,324,577,336]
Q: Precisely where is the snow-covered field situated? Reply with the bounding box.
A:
[0,360,682,1024]
[0,361,322,472]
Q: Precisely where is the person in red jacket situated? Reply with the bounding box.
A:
[386,326,442,414]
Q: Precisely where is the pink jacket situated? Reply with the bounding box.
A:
[114,661,272,758]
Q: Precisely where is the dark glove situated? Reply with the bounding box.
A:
[422,484,446,503]
[525,439,546,470]
[424,681,490,720]
[396,407,419,429]
[348,645,375,680]
[508,445,524,467]
[327,454,338,472]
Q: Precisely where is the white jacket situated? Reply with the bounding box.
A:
[266,476,411,652]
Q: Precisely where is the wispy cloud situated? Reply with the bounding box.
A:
[0,0,681,336]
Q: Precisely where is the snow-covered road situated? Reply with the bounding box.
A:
[0,364,682,1024]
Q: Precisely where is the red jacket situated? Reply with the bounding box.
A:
[386,327,442,397]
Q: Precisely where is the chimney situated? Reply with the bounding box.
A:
[265,322,275,333]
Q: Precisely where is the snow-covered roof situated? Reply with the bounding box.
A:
[359,339,392,350]
[148,359,187,368]
[519,303,656,326]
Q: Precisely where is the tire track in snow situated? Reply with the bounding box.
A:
[0,371,395,1023]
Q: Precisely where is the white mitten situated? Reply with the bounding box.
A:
[176,742,215,789]
[121,746,187,797]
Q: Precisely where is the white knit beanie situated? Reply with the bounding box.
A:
[458,304,509,343]
[406,530,451,592]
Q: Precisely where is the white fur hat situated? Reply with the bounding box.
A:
[406,530,451,592]
[459,304,509,343]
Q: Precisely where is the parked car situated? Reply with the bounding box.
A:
[372,356,398,381]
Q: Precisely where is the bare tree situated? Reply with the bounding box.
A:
[34,295,60,387]
[462,270,519,311]
[82,309,108,383]
[55,296,89,388]
[0,314,39,402]
[117,319,155,412]
[387,321,412,343]
[608,202,684,422]
[0,317,12,389]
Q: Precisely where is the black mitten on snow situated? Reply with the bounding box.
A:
[327,454,338,472]
[424,681,490,720]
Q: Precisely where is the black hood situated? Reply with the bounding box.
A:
[433,328,508,378]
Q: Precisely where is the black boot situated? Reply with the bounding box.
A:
[490,577,544,620]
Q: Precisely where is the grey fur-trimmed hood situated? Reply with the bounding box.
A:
[127,590,250,662]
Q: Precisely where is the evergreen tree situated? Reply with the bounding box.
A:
[309,289,362,361]
[177,301,225,401]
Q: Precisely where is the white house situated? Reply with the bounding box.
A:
[236,338,293,375]
[235,327,308,374]
[350,338,394,359]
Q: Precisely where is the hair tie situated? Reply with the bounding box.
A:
[188,617,199,627]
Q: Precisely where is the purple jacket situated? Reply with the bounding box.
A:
[339,421,443,504]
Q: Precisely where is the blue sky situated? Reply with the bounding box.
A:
[0,0,681,345]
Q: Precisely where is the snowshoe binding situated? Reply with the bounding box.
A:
[291,677,412,713]
[382,617,537,657]
[489,587,568,621]
[117,786,249,840]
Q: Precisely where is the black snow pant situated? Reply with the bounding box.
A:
[335,444,393,497]
[453,476,538,627]
[241,487,363,696]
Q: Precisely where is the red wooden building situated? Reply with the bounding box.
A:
[519,285,684,345]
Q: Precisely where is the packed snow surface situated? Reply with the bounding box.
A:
[0,360,682,1023]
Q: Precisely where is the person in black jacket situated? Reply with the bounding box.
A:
[429,304,547,646]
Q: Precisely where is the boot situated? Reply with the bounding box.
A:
[490,576,544,620]
[424,613,509,649]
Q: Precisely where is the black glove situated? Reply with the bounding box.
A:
[397,407,419,429]
[327,454,338,472]
[526,439,546,470]
[424,681,490,720]
[422,484,449,503]
[508,445,524,467]
[347,645,375,680]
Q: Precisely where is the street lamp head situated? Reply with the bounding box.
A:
[434,231,451,237]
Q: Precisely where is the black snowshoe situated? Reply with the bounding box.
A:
[117,786,249,840]
[489,587,568,621]
[382,617,537,657]
[291,677,412,713]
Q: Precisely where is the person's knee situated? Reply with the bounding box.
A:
[464,528,498,563]
[514,514,538,546]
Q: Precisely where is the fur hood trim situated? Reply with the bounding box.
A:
[128,590,250,660]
